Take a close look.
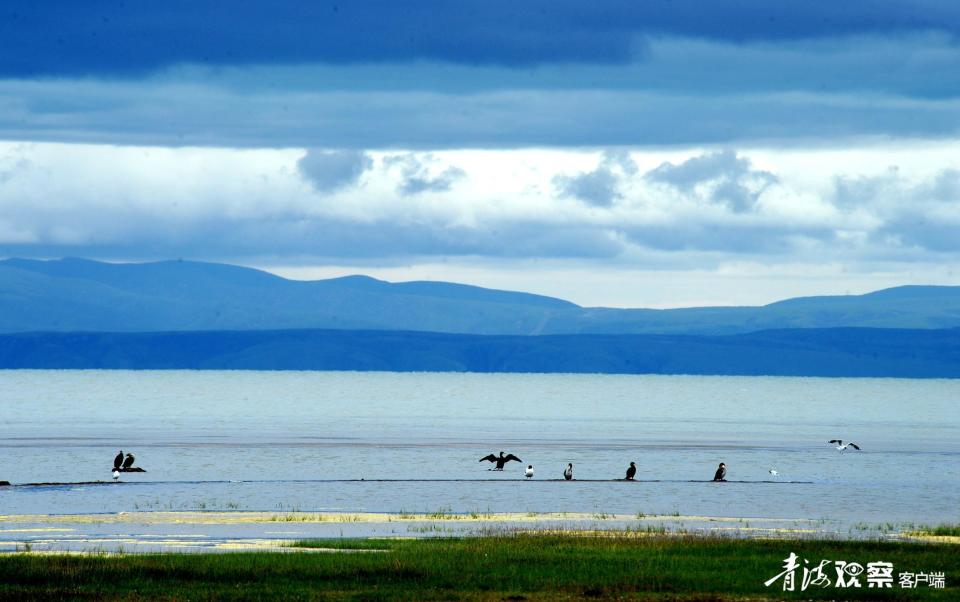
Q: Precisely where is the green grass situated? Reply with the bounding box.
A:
[0,535,956,600]
[916,524,960,537]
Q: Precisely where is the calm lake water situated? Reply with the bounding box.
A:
[1,371,958,526]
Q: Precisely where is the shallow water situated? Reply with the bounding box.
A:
[1,371,958,528]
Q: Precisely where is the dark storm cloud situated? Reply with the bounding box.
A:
[3,1,960,76]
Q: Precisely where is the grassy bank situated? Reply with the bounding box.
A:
[0,535,956,600]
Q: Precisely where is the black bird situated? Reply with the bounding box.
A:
[563,463,573,480]
[713,462,727,482]
[122,453,135,470]
[479,451,521,470]
[625,462,636,480]
[113,451,124,471]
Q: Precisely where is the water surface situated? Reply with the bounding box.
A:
[1,371,958,528]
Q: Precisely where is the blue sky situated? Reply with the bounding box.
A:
[1,2,959,307]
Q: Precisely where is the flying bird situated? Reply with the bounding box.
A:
[525,465,534,479]
[625,462,636,480]
[122,453,135,469]
[828,440,861,453]
[563,463,573,480]
[479,451,521,470]
[113,451,124,471]
[713,462,727,482]
[768,468,779,477]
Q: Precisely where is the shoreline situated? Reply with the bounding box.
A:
[1,511,954,555]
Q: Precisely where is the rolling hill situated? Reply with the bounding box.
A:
[3,257,960,335]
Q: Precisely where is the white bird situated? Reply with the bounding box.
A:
[112,469,120,481]
[829,439,861,453]
[768,468,779,477]
[524,465,534,479]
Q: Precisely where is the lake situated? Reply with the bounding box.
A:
[1,370,958,545]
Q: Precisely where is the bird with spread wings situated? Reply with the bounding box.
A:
[479,451,522,470]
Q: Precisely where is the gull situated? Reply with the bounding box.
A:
[479,451,521,471]
[828,440,861,453]
[524,465,534,479]
[768,468,779,477]
[112,469,120,481]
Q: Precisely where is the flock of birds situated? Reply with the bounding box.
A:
[106,439,861,482]
[110,450,137,480]
[481,440,861,482]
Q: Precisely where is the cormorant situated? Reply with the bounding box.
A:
[479,451,521,470]
[113,451,124,471]
[713,462,726,482]
[625,462,636,480]
[829,440,861,453]
[563,463,573,480]
[122,453,135,470]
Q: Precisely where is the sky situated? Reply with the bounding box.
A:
[1,1,959,308]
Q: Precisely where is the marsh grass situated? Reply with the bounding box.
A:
[0,535,956,600]
[915,524,960,537]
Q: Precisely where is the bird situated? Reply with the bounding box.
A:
[122,453,135,469]
[525,465,534,479]
[479,451,521,470]
[768,468,779,478]
[828,440,861,453]
[113,451,124,471]
[112,469,120,481]
[713,462,727,482]
[563,463,573,480]
[625,462,636,480]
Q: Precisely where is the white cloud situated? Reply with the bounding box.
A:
[2,140,960,305]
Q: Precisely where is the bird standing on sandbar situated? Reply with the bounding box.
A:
[625,462,636,480]
[563,463,573,480]
[113,451,124,471]
[713,462,727,482]
[525,465,534,479]
[829,440,861,453]
[122,453,135,470]
[479,451,521,470]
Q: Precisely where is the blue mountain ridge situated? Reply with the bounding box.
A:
[2,257,960,335]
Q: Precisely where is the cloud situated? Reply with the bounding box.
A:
[553,150,638,206]
[386,154,466,196]
[4,2,960,76]
[3,141,960,271]
[297,149,372,193]
[829,165,960,251]
[645,150,778,212]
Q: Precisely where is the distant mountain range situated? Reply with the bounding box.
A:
[3,257,960,335]
[2,327,959,377]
